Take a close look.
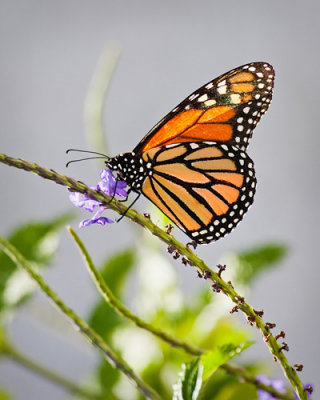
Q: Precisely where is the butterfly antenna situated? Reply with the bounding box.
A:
[66,156,109,168]
[66,148,110,167]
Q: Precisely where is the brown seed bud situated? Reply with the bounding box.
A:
[305,385,313,394]
[211,282,221,293]
[166,224,173,234]
[186,240,197,249]
[217,264,226,277]
[294,364,303,372]
[235,296,245,304]
[203,269,212,280]
[275,331,286,340]
[181,257,188,266]
[173,250,180,259]
[279,342,289,352]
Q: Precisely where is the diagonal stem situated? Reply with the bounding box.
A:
[0,153,308,400]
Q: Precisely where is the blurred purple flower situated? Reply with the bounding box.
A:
[257,375,286,400]
[69,169,127,227]
[257,376,313,400]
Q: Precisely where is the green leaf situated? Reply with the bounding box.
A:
[174,341,253,400]
[202,342,253,381]
[0,213,73,314]
[89,248,136,338]
[199,319,250,352]
[233,243,287,285]
[174,358,202,400]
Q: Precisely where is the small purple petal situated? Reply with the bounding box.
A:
[69,169,126,228]
[115,187,128,197]
[98,168,127,197]
[79,218,95,227]
[95,216,114,225]
[69,188,100,212]
[79,216,114,227]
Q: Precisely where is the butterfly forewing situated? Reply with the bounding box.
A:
[134,62,274,154]
[141,142,256,243]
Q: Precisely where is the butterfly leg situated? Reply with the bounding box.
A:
[118,188,132,203]
[106,179,131,204]
[117,193,141,222]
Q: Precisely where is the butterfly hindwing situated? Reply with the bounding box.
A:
[134,62,274,154]
[141,142,256,243]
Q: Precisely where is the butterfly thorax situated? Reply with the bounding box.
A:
[107,152,150,192]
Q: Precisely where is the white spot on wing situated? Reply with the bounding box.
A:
[198,94,208,102]
[217,85,227,95]
[204,99,216,107]
[230,93,241,104]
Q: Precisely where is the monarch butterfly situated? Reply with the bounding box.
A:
[107,62,274,244]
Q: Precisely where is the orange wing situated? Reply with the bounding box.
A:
[141,142,256,244]
[134,62,274,154]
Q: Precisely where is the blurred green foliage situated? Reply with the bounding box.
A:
[233,243,287,286]
[0,388,12,400]
[0,213,73,317]
[0,214,288,400]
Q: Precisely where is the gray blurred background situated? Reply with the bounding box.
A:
[1,1,319,399]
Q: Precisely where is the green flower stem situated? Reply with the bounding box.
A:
[84,46,120,156]
[68,225,204,357]
[0,235,161,400]
[67,225,294,400]
[0,153,307,400]
[1,337,100,400]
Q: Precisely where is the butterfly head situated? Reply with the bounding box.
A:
[107,151,149,192]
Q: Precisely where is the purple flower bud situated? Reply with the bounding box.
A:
[69,169,127,227]
[98,169,128,197]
